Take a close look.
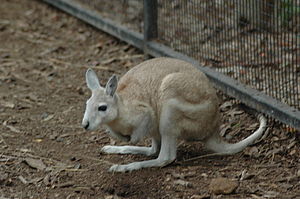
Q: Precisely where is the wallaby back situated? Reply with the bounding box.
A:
[117,57,219,116]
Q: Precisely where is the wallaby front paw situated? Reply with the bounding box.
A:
[101,145,118,154]
[109,163,141,173]
[109,164,125,173]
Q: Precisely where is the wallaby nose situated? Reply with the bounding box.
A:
[83,121,89,130]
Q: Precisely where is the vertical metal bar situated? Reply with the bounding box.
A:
[143,0,158,41]
[183,1,188,56]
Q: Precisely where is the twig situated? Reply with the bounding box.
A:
[18,176,28,184]
[0,48,9,52]
[274,176,299,183]
[77,155,112,166]
[0,154,17,160]
[7,150,60,165]
[254,163,281,168]
[119,54,144,60]
[46,58,87,70]
[64,168,89,172]
[2,121,21,133]
[0,20,10,25]
[91,66,111,71]
[48,58,73,67]
[12,73,33,84]
[0,134,7,147]
[101,54,143,65]
[0,62,16,67]
[53,181,75,188]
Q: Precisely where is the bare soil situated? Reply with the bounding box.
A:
[0,1,299,199]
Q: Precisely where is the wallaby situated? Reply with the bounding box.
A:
[82,57,266,172]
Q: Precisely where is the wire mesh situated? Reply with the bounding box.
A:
[62,0,299,110]
[158,0,299,109]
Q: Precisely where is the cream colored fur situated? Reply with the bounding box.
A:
[82,57,267,172]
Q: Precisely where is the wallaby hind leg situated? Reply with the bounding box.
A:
[101,138,160,156]
[109,134,177,172]
[108,102,178,172]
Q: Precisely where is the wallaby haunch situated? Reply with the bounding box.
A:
[82,57,266,172]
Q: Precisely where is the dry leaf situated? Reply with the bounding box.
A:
[220,125,231,137]
[209,177,239,195]
[0,101,15,108]
[18,176,28,184]
[53,181,75,188]
[43,114,54,122]
[228,109,244,117]
[220,101,233,111]
[24,158,46,170]
[33,139,43,143]
[2,121,21,133]
[246,122,259,131]
[240,169,255,181]
[244,146,259,157]
[173,179,193,187]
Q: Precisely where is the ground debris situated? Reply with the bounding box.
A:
[0,101,15,109]
[52,181,75,188]
[0,172,12,186]
[0,172,9,185]
[104,195,120,199]
[173,179,193,188]
[24,158,46,170]
[209,177,239,195]
[262,191,279,198]
[191,194,210,199]
[227,109,244,117]
[220,124,231,137]
[2,121,21,133]
[18,175,28,184]
[171,171,196,179]
[220,101,233,111]
[243,146,260,157]
[41,112,54,121]
[239,169,255,181]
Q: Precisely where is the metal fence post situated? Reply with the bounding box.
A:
[143,0,158,54]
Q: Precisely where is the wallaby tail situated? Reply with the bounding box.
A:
[205,114,267,155]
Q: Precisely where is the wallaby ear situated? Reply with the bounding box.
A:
[86,68,101,90]
[105,75,118,97]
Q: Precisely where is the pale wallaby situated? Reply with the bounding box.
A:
[82,57,266,172]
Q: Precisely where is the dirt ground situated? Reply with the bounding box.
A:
[0,0,299,199]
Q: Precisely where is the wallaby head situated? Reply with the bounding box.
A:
[82,68,119,131]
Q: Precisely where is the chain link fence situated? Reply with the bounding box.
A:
[158,0,299,109]
[43,0,300,128]
[67,0,300,109]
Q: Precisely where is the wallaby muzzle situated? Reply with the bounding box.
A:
[83,121,89,130]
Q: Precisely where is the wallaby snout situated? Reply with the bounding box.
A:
[82,120,89,130]
[82,111,91,130]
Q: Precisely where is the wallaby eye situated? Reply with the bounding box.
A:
[98,105,107,112]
